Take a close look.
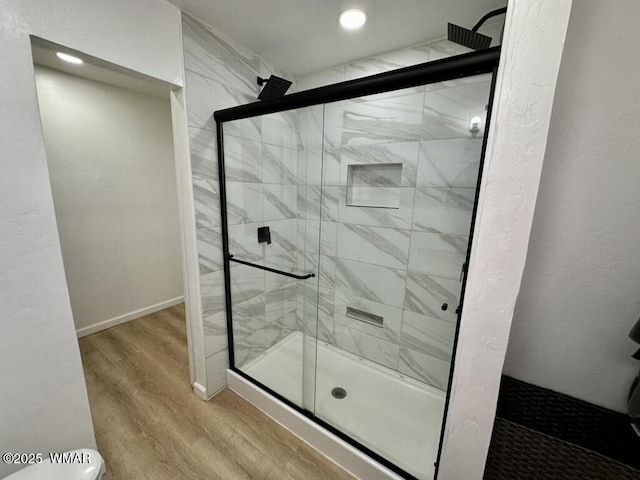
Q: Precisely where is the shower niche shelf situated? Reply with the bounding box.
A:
[346,163,402,209]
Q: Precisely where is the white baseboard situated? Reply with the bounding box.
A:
[192,382,208,400]
[76,296,185,338]
[227,369,402,480]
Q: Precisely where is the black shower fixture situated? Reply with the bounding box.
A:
[448,6,507,51]
[257,75,292,101]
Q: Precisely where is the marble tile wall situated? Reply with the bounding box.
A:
[296,38,494,390]
[182,12,300,392]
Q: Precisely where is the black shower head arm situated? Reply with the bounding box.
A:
[472,6,507,32]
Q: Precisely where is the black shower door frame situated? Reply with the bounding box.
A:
[213,46,500,480]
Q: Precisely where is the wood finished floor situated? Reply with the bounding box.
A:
[79,304,355,480]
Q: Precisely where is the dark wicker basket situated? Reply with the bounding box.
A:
[485,418,640,480]
[496,376,640,468]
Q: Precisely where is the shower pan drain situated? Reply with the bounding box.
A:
[331,387,347,399]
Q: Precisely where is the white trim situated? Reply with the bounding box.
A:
[76,296,184,338]
[192,381,208,401]
[170,84,207,392]
[227,370,403,480]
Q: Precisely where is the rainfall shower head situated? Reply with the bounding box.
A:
[447,23,492,51]
[448,6,507,51]
[257,75,292,101]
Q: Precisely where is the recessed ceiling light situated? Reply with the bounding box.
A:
[56,52,83,64]
[339,9,367,31]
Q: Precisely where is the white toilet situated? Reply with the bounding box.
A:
[4,449,104,480]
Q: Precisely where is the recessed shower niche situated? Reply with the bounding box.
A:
[346,163,402,208]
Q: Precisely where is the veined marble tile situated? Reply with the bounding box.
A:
[228,222,265,262]
[320,186,340,222]
[347,186,399,208]
[417,138,482,188]
[260,58,293,87]
[231,294,266,338]
[226,182,263,225]
[186,70,255,132]
[412,187,475,235]
[297,66,345,91]
[224,117,261,143]
[334,325,399,371]
[303,220,337,257]
[203,311,228,357]
[263,144,297,184]
[321,148,341,186]
[234,328,266,368]
[422,80,491,140]
[299,252,335,289]
[320,222,338,257]
[339,141,419,187]
[400,310,455,362]
[398,347,451,390]
[428,39,472,61]
[182,12,260,83]
[305,148,324,186]
[262,110,299,149]
[336,224,410,269]
[193,177,221,229]
[306,106,325,150]
[189,127,218,182]
[267,218,298,258]
[264,253,298,293]
[338,187,414,230]
[426,72,494,92]
[344,47,430,82]
[200,270,226,317]
[230,262,265,306]
[266,282,297,322]
[335,258,407,308]
[224,135,262,183]
[323,103,344,149]
[296,149,308,185]
[263,184,297,221]
[297,186,326,221]
[341,92,424,146]
[334,291,402,343]
[266,312,296,348]
[408,231,468,280]
[317,288,335,344]
[404,270,461,322]
[197,227,223,275]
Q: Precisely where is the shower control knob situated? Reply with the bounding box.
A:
[441,303,448,311]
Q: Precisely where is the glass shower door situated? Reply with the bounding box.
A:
[313,75,493,479]
[219,65,496,480]
[223,106,324,411]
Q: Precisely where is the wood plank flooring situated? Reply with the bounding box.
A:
[79,304,355,480]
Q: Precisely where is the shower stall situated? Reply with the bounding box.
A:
[214,47,499,480]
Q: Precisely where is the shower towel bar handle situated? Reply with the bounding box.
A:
[227,254,315,280]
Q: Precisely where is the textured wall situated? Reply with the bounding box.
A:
[504,0,640,413]
[0,0,182,476]
[438,0,573,478]
[35,66,183,335]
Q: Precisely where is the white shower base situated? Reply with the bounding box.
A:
[241,331,445,479]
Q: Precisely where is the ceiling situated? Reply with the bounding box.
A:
[31,37,175,99]
[167,0,506,76]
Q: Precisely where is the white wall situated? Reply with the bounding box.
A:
[0,0,183,476]
[438,0,573,478]
[35,66,183,336]
[504,0,640,413]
